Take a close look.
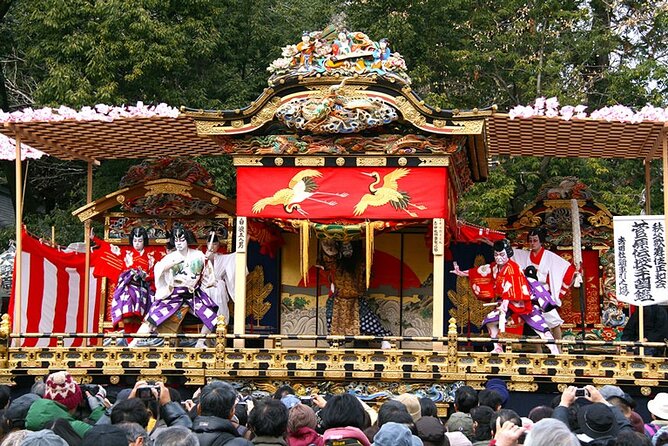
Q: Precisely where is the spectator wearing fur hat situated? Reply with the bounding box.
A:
[524,418,578,446]
[0,429,30,446]
[26,371,104,437]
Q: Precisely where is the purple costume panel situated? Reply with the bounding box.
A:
[111,269,153,326]
[146,286,218,331]
[482,305,550,333]
[527,278,560,313]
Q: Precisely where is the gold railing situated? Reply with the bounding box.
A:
[0,315,666,394]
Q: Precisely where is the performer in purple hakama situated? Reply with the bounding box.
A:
[130,226,218,348]
[451,239,559,354]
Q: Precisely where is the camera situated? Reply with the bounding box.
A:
[300,396,313,407]
[575,388,589,398]
[137,382,160,400]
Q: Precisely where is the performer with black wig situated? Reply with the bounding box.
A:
[91,227,156,344]
[320,239,392,349]
[130,225,218,348]
[452,239,559,354]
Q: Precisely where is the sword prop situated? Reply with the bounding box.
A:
[571,199,586,342]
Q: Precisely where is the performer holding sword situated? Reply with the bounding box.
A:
[130,225,218,348]
[451,239,559,354]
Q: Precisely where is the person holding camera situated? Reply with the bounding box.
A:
[553,385,632,445]
[191,381,253,446]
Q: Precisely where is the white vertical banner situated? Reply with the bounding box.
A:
[236,216,247,253]
[613,215,668,305]
[432,218,444,256]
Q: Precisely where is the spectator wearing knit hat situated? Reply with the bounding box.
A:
[26,371,104,438]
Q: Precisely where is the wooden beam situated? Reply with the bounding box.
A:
[663,126,668,319]
[645,159,651,214]
[13,135,22,344]
[234,217,248,348]
[83,162,93,340]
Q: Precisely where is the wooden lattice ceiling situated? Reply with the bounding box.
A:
[487,114,667,160]
[1,116,221,162]
[2,113,666,163]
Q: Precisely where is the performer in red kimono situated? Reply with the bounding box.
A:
[512,227,577,348]
[91,227,156,344]
[452,239,559,354]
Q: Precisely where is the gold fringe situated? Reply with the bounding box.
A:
[365,221,374,289]
[300,220,310,285]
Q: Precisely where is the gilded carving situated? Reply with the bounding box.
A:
[418,158,449,166]
[356,157,386,167]
[246,266,273,322]
[589,210,613,228]
[394,97,426,126]
[274,157,284,166]
[517,211,542,227]
[77,207,97,222]
[449,120,485,134]
[336,157,345,166]
[145,183,192,198]
[295,157,325,166]
[0,314,9,339]
[398,157,407,166]
[233,157,264,166]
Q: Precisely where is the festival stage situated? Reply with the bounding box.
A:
[1,317,665,402]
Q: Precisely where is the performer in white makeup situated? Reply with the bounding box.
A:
[452,239,559,355]
[512,227,577,349]
[130,226,218,348]
[202,230,243,326]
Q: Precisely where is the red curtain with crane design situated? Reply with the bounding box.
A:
[236,167,448,219]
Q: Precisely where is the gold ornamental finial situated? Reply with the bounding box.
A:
[0,314,9,339]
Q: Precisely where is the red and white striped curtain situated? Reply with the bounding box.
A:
[10,230,102,347]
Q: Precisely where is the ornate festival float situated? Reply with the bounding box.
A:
[1,27,668,402]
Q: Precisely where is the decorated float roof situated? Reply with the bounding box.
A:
[72,158,235,221]
[0,30,666,165]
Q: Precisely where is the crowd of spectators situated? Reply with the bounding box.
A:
[0,371,667,446]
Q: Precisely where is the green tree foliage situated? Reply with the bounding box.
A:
[0,0,666,244]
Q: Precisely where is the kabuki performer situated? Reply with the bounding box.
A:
[91,227,156,344]
[451,239,559,355]
[512,227,577,349]
[202,230,243,326]
[130,226,218,348]
[320,239,392,349]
